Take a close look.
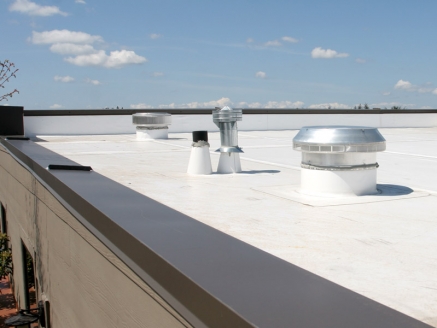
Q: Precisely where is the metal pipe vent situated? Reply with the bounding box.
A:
[132,113,172,128]
[132,113,171,140]
[212,106,243,153]
[293,126,386,196]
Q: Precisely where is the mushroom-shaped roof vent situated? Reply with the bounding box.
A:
[293,126,386,153]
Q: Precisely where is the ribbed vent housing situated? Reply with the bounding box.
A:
[293,126,386,153]
[212,106,242,123]
[132,113,172,127]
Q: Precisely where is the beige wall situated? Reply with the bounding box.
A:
[0,145,191,328]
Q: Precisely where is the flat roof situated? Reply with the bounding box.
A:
[36,127,437,326]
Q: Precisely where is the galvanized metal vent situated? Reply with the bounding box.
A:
[293,126,386,153]
[212,106,243,153]
[132,113,171,140]
[212,106,243,173]
[132,113,172,128]
[293,126,386,196]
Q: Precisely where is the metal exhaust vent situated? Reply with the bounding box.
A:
[132,113,171,140]
[212,106,243,173]
[293,126,386,196]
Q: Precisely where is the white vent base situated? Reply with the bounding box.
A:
[301,168,378,196]
[136,128,168,140]
[217,153,242,174]
[187,146,213,175]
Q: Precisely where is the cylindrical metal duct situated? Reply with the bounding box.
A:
[132,113,171,140]
[212,106,243,173]
[212,106,243,153]
[293,126,386,196]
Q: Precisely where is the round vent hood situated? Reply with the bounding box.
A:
[132,113,171,140]
[293,126,386,196]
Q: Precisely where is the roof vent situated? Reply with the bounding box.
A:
[213,106,243,173]
[187,131,212,175]
[132,113,171,140]
[293,126,386,196]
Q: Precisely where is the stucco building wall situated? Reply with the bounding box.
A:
[0,145,191,328]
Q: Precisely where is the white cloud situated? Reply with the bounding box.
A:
[30,29,146,69]
[255,71,266,79]
[152,72,164,77]
[130,103,153,109]
[183,97,232,109]
[65,50,147,68]
[9,0,67,16]
[308,102,350,109]
[311,47,349,59]
[133,98,305,109]
[246,38,254,43]
[75,0,86,3]
[133,98,233,109]
[265,101,304,108]
[50,43,97,55]
[394,79,413,90]
[54,75,74,83]
[30,30,103,44]
[236,101,262,108]
[150,33,162,39]
[281,36,298,43]
[264,40,282,47]
[393,80,437,95]
[382,91,391,96]
[355,58,366,64]
[85,78,101,85]
[50,104,63,109]
[238,101,304,109]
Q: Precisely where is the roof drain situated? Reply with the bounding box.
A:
[293,126,386,196]
[187,131,212,175]
[213,106,243,174]
[132,113,171,140]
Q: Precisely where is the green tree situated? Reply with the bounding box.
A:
[0,233,12,279]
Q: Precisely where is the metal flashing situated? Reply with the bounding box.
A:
[0,137,431,328]
[23,108,437,116]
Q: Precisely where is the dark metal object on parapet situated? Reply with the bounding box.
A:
[48,164,92,171]
[5,301,46,327]
[0,106,24,135]
[5,137,30,141]
[0,137,431,328]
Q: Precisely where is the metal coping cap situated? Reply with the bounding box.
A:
[212,106,242,124]
[132,113,172,126]
[293,126,386,153]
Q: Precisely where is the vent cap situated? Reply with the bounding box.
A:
[132,113,171,127]
[293,126,386,153]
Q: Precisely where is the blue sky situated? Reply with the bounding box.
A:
[2,0,437,109]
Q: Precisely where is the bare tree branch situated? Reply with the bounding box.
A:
[0,59,19,103]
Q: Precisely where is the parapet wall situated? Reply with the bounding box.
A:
[0,144,190,328]
[22,109,437,136]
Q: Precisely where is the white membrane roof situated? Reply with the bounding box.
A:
[36,127,437,326]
